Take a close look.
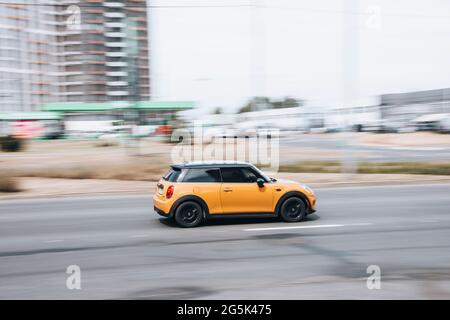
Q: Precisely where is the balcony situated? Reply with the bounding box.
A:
[50,81,84,86]
[106,71,127,77]
[103,2,125,8]
[105,42,126,48]
[105,22,125,28]
[103,12,125,19]
[106,52,126,57]
[51,51,83,56]
[107,91,129,96]
[105,32,126,38]
[107,81,128,86]
[106,61,127,67]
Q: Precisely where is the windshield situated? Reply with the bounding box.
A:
[251,165,272,182]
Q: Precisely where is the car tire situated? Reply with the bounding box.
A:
[279,197,307,222]
[174,201,203,228]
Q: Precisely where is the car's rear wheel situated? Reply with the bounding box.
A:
[174,201,203,228]
[280,197,307,222]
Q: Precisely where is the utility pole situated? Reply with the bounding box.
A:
[341,0,359,175]
[250,0,266,112]
[125,17,141,154]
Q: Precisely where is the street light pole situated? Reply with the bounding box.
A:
[250,0,266,112]
[124,17,141,155]
[341,0,359,176]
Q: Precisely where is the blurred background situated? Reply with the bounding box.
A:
[1,0,450,186]
[1,0,450,300]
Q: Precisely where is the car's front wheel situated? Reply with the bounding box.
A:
[174,201,203,228]
[280,197,307,222]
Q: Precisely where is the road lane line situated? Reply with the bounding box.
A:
[243,223,372,232]
[44,239,64,243]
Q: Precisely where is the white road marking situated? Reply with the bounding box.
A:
[243,222,372,232]
[44,239,64,243]
[420,219,439,223]
[130,234,150,238]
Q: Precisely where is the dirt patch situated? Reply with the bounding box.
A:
[356,132,450,147]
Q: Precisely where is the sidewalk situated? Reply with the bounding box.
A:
[2,173,450,200]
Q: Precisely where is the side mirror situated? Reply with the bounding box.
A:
[256,178,265,188]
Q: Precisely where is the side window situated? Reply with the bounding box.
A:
[163,168,182,182]
[221,167,257,183]
[240,167,259,182]
[182,168,221,183]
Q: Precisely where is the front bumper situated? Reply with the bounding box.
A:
[307,195,317,214]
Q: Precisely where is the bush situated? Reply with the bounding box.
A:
[96,141,118,147]
[0,175,21,192]
[0,135,23,152]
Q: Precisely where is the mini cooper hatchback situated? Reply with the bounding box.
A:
[153,161,316,227]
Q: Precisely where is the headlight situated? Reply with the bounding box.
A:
[301,184,315,195]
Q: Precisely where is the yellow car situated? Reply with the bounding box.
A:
[153,161,316,227]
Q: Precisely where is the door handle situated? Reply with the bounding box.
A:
[223,188,233,192]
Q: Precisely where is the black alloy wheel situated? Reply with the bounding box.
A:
[280,197,307,222]
[174,201,203,227]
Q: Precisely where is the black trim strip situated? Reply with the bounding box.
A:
[206,212,276,219]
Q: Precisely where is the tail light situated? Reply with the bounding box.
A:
[166,185,174,199]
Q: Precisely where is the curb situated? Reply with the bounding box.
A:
[2,177,450,201]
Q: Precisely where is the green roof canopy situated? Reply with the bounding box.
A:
[42,101,195,112]
[0,112,62,121]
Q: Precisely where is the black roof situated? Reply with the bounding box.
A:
[171,161,254,169]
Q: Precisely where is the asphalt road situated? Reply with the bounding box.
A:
[281,134,450,162]
[1,183,450,299]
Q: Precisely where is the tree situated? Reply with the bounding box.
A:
[237,96,304,113]
[237,96,271,113]
[212,107,223,114]
[272,97,303,109]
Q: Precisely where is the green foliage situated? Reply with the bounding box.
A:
[212,107,223,114]
[0,135,24,152]
[237,96,303,113]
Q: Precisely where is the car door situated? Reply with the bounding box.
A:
[182,168,223,214]
[219,167,273,214]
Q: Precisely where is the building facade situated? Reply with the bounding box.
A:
[380,88,450,122]
[0,0,150,112]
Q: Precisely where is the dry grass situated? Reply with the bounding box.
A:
[3,138,450,183]
[0,138,171,181]
[278,161,342,173]
[278,161,450,176]
[358,162,450,175]
[6,160,167,181]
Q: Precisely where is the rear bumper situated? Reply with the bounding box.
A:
[154,206,170,217]
[153,194,174,218]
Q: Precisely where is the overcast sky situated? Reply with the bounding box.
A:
[150,0,450,113]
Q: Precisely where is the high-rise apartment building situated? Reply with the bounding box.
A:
[0,0,150,112]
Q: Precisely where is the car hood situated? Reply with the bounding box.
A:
[273,178,301,186]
